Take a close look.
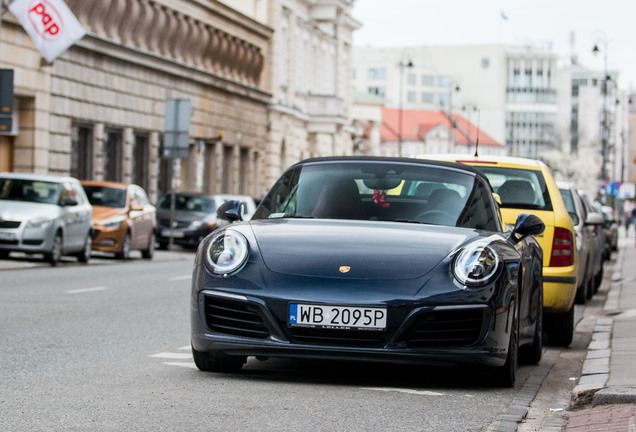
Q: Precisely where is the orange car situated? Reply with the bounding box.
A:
[81,181,156,259]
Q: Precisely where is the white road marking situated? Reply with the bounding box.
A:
[169,275,191,281]
[151,352,193,359]
[178,346,190,351]
[360,387,445,396]
[66,286,108,294]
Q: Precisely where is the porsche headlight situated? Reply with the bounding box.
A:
[205,230,249,276]
[453,243,501,287]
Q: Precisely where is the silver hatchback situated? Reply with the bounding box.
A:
[0,173,93,265]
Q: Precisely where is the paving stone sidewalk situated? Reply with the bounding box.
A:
[565,230,636,431]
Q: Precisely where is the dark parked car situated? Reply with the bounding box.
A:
[191,156,545,387]
[155,192,255,249]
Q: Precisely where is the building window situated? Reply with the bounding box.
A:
[437,76,450,87]
[239,147,249,195]
[407,91,416,102]
[132,132,149,190]
[367,86,386,97]
[407,73,416,86]
[420,92,434,103]
[70,122,93,180]
[367,68,387,80]
[222,145,234,193]
[420,75,434,86]
[437,93,450,106]
[104,128,123,182]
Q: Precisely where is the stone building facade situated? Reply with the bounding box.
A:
[224,0,361,193]
[0,0,273,201]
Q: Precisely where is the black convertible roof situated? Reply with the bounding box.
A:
[292,156,492,184]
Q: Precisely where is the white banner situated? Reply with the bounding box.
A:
[8,0,86,63]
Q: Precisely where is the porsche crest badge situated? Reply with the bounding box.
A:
[339,266,351,273]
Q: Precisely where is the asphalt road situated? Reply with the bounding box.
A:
[0,251,582,432]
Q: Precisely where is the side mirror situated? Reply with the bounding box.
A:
[217,200,245,222]
[60,198,78,206]
[510,213,545,244]
[584,213,605,226]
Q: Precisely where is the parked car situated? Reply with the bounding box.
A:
[81,181,156,260]
[0,172,93,265]
[599,204,619,256]
[415,154,578,347]
[155,192,256,249]
[557,182,605,304]
[578,192,606,293]
[191,156,545,387]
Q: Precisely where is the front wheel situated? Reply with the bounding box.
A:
[45,232,63,266]
[192,346,246,373]
[115,232,131,260]
[492,308,518,387]
[520,285,543,365]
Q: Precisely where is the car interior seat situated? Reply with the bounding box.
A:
[312,177,364,220]
[496,180,536,205]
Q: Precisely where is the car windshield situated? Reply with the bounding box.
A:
[476,167,553,211]
[83,185,127,208]
[0,178,60,204]
[252,161,499,230]
[156,195,216,213]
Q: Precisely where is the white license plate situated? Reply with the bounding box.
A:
[289,304,386,330]
[161,229,184,238]
[0,232,17,241]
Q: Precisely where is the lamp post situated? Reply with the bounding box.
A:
[398,51,413,157]
[447,81,461,152]
[462,103,478,146]
[592,31,610,182]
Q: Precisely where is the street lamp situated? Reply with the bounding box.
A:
[398,51,414,157]
[447,81,461,152]
[461,103,478,146]
[592,31,611,182]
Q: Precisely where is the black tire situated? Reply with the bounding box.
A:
[76,233,92,263]
[157,240,169,250]
[520,285,543,365]
[574,282,587,305]
[593,263,604,293]
[546,305,574,347]
[192,346,246,373]
[0,250,9,259]
[586,276,595,300]
[141,233,155,259]
[116,232,131,260]
[45,232,63,266]
[492,306,519,387]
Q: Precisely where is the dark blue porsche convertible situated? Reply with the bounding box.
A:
[190,157,545,386]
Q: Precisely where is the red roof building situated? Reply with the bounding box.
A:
[370,107,504,157]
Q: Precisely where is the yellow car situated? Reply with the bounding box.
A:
[414,154,577,347]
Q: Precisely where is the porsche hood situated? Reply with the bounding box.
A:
[248,219,485,280]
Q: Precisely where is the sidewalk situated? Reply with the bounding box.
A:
[565,229,636,431]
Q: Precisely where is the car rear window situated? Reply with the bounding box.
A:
[476,166,553,212]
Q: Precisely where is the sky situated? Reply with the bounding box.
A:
[351,0,636,91]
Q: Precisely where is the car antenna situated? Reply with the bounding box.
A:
[474,109,481,157]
